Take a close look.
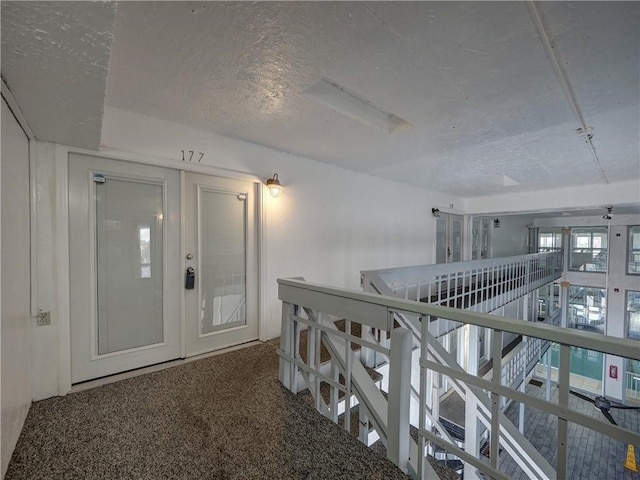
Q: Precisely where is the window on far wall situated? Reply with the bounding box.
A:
[569,227,608,272]
[538,229,562,253]
[628,226,640,275]
[627,291,640,340]
[568,285,606,334]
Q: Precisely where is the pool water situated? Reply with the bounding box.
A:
[539,344,603,381]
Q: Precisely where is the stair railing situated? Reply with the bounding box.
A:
[277,277,640,480]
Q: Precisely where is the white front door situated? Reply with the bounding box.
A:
[184,172,259,356]
[435,213,464,263]
[69,154,182,383]
[69,156,260,383]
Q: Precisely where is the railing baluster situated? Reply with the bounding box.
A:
[557,344,570,479]
[345,318,352,433]
[491,329,503,471]
[277,252,640,479]
[418,315,428,478]
[388,327,412,473]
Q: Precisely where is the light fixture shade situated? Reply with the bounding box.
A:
[266,173,283,198]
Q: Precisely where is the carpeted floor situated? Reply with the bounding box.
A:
[6,340,410,480]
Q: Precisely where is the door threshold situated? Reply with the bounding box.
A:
[70,340,262,394]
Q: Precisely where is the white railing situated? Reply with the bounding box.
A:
[487,309,561,391]
[362,252,562,314]
[362,252,563,402]
[277,278,640,480]
[627,371,640,402]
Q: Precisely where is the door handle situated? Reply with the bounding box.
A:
[185,267,195,289]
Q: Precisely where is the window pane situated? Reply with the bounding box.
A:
[627,291,640,340]
[568,285,606,334]
[139,225,151,278]
[569,227,608,272]
[199,189,246,334]
[628,226,640,274]
[537,229,562,253]
[96,179,164,354]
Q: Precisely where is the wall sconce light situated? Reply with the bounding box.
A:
[266,173,284,198]
[431,208,441,218]
[494,218,501,228]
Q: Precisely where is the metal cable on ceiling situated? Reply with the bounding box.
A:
[526,1,609,185]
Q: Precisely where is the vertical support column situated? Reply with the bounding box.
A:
[547,284,555,318]
[467,324,479,376]
[358,407,370,445]
[360,326,376,368]
[330,360,339,423]
[279,302,296,389]
[314,312,323,412]
[344,318,352,432]
[560,281,569,328]
[388,327,412,474]
[557,344,570,479]
[464,323,480,476]
[520,293,528,434]
[562,228,571,275]
[490,330,503,470]
[545,349,552,401]
[463,392,478,477]
[519,359,526,434]
[418,316,428,478]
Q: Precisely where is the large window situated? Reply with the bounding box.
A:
[627,290,640,340]
[628,226,640,274]
[538,229,562,253]
[568,285,606,334]
[626,291,640,400]
[570,227,608,272]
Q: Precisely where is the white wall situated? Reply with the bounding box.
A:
[1,98,32,476]
[491,215,531,258]
[464,180,640,216]
[30,107,462,399]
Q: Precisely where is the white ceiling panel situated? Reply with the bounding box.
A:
[1,1,115,149]
[1,1,638,198]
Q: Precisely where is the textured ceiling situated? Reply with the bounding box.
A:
[1,2,639,197]
[1,1,115,149]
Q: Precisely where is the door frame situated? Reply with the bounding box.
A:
[183,171,260,357]
[433,207,467,263]
[46,145,266,395]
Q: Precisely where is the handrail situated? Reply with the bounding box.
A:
[277,277,640,479]
[361,252,562,314]
[362,252,561,285]
[279,278,639,359]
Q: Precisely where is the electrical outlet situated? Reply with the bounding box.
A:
[37,310,51,326]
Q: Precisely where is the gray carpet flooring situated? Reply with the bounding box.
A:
[6,340,410,480]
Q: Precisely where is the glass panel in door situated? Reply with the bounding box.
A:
[96,178,164,354]
[199,189,246,334]
[436,217,448,264]
[472,219,480,260]
[69,154,181,384]
[184,172,258,357]
[451,215,463,262]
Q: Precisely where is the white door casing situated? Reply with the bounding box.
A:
[69,154,260,383]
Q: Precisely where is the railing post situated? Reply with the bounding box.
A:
[279,301,296,389]
[388,327,412,474]
[557,344,570,479]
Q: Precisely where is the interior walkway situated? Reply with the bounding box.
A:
[501,381,640,480]
[6,340,409,480]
